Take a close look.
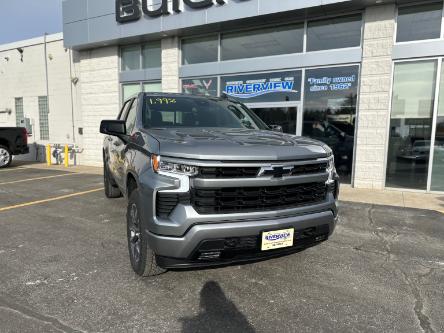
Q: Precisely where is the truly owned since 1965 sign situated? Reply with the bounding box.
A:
[116,0,251,23]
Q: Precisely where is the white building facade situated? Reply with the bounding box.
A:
[0,33,83,162]
[1,0,444,193]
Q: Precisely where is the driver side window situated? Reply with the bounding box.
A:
[125,98,138,135]
[119,99,133,120]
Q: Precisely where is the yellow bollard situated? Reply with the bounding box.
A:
[46,144,51,166]
[64,145,69,168]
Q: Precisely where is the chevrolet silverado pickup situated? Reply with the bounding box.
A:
[0,127,29,168]
[100,93,339,277]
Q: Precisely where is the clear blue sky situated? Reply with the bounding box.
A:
[0,0,63,44]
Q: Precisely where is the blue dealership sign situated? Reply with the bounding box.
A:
[221,71,302,103]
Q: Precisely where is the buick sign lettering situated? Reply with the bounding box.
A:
[116,0,250,23]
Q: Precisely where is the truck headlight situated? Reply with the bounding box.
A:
[152,155,199,176]
[326,155,336,183]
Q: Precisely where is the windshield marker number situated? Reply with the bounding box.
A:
[149,98,176,105]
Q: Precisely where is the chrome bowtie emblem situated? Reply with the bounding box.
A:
[258,165,293,178]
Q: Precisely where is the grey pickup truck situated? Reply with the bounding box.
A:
[0,127,29,168]
[100,93,339,277]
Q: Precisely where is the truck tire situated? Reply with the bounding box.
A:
[103,164,122,198]
[0,145,12,168]
[127,190,166,277]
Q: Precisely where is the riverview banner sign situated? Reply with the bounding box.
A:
[221,71,302,103]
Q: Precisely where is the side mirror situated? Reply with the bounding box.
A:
[270,125,283,133]
[100,120,126,136]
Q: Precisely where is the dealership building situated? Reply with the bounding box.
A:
[1,0,444,193]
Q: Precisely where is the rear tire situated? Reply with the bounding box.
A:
[103,164,122,198]
[127,190,166,277]
[0,145,12,169]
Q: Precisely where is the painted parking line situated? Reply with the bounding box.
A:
[0,167,28,172]
[0,188,103,213]
[0,173,83,186]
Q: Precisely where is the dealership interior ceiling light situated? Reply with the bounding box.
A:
[4,56,9,62]
[71,77,79,85]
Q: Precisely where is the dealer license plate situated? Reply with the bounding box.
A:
[261,228,294,251]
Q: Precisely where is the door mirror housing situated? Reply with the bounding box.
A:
[100,120,126,136]
[270,125,283,133]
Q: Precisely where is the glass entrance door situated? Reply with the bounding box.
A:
[247,103,300,135]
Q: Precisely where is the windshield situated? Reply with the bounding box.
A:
[142,95,269,130]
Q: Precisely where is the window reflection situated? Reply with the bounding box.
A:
[221,24,304,61]
[396,3,442,43]
[386,61,437,190]
[251,107,297,134]
[303,66,359,183]
[121,46,140,71]
[182,36,219,65]
[307,15,362,52]
[431,65,444,191]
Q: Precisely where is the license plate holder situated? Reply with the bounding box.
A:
[261,228,294,251]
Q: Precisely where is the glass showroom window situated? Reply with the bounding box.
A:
[181,35,218,65]
[143,82,162,93]
[122,83,142,101]
[182,77,218,96]
[221,24,304,61]
[303,65,359,183]
[396,3,442,43]
[307,14,362,52]
[386,61,437,190]
[15,97,24,127]
[121,45,140,71]
[122,82,161,102]
[38,96,50,140]
[431,64,444,191]
[142,41,161,69]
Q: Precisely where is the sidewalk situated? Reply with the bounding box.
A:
[12,161,444,214]
[340,184,444,214]
[14,161,103,175]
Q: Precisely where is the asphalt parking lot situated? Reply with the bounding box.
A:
[0,165,443,333]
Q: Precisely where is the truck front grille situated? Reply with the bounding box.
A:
[198,167,260,178]
[197,162,327,179]
[191,182,327,215]
[290,163,328,175]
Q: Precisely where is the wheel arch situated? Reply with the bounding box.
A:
[126,171,138,197]
[0,139,10,150]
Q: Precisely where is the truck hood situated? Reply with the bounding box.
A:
[145,128,328,161]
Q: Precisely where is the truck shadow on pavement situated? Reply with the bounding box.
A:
[180,281,255,333]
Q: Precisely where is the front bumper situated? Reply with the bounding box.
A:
[146,209,337,268]
[137,158,339,268]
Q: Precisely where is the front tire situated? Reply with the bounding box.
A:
[127,190,166,277]
[0,145,12,168]
[103,164,122,198]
